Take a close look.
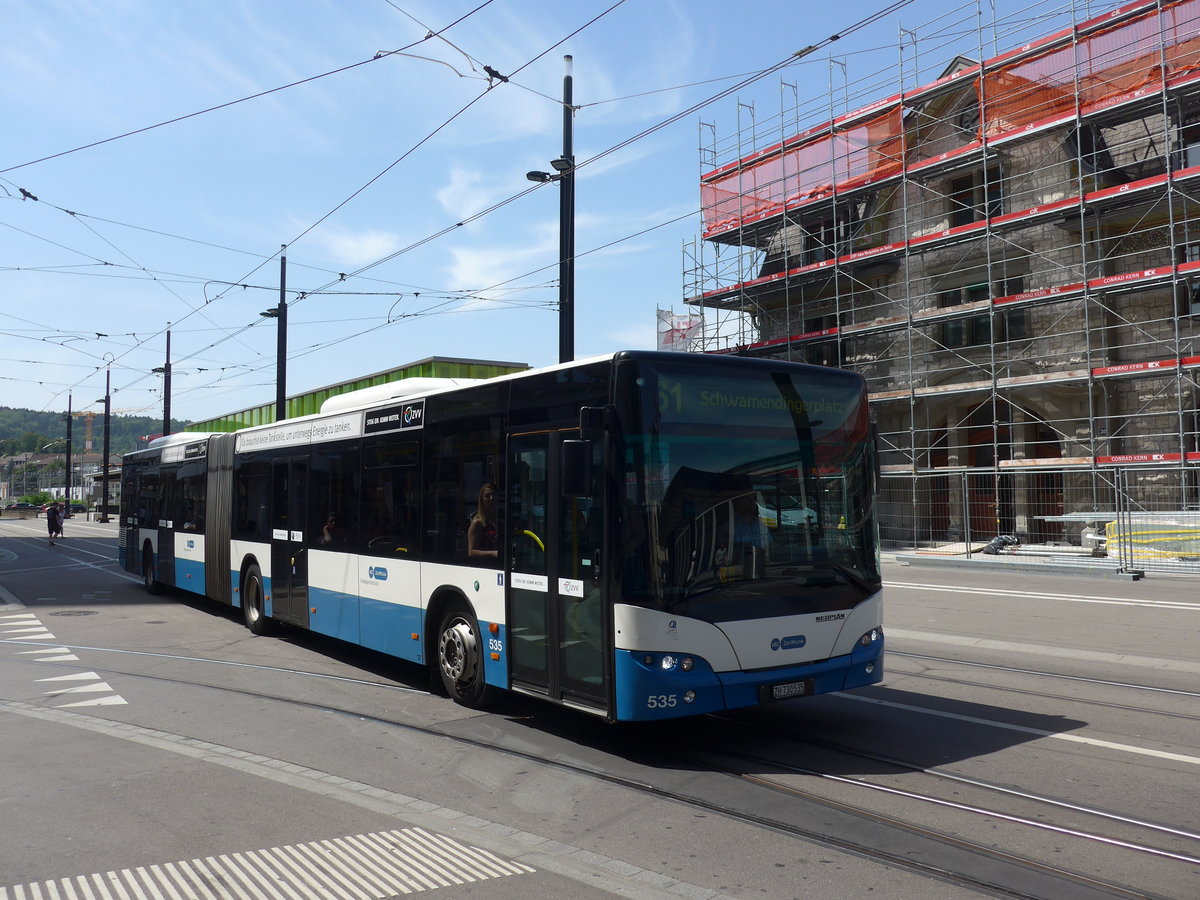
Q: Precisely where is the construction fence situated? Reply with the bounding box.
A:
[879,463,1200,576]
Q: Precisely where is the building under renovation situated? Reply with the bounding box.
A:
[686,0,1200,564]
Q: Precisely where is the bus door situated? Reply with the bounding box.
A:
[269,455,309,627]
[507,430,607,711]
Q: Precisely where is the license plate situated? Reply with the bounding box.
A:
[769,679,812,701]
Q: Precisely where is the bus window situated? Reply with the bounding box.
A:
[234,457,270,542]
[362,438,417,558]
[309,441,359,551]
[177,460,206,532]
[422,389,503,566]
[139,471,162,528]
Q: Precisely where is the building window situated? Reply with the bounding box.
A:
[937,278,1027,347]
[956,100,980,139]
[801,206,866,265]
[1181,243,1200,317]
[1179,117,1200,169]
[1070,124,1123,185]
[948,167,1003,227]
[804,312,841,366]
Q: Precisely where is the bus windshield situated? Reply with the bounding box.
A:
[618,359,880,622]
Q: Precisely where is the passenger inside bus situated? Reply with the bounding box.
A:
[467,482,499,559]
[320,513,343,544]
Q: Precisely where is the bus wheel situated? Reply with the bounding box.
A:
[436,603,492,707]
[142,547,161,595]
[242,564,276,636]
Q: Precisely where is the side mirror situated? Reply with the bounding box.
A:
[869,421,881,492]
[579,406,607,440]
[561,439,593,498]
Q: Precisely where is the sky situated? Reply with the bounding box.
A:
[1,0,1099,427]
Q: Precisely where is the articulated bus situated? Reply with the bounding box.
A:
[119,351,883,722]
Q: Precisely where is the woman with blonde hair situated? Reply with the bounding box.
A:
[467,482,499,559]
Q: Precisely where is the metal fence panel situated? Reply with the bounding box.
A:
[880,465,1200,576]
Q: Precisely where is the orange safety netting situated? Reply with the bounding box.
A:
[983,0,1200,135]
[701,107,904,235]
[703,0,1200,238]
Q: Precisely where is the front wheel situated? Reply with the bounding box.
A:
[242,564,277,635]
[436,602,492,708]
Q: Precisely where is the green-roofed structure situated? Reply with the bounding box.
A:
[184,356,528,433]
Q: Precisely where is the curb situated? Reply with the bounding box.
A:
[895,553,1141,580]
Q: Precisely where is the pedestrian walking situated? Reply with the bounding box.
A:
[46,503,60,545]
[52,502,64,540]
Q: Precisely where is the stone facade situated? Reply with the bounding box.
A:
[690,3,1200,545]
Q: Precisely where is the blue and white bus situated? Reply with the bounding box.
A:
[119,351,883,722]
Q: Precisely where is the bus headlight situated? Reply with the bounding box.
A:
[661,655,677,670]
[859,628,881,647]
[681,657,694,672]
[683,691,696,704]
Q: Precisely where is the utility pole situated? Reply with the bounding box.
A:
[64,395,73,505]
[559,55,575,364]
[261,246,288,423]
[99,370,111,523]
[161,329,171,437]
[525,56,576,364]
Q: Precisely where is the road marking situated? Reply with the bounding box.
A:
[0,700,706,899]
[16,647,80,662]
[885,580,1199,610]
[57,695,128,708]
[840,693,1200,765]
[37,671,104,683]
[2,614,126,707]
[43,681,115,696]
[885,627,1200,674]
[0,828,534,900]
[0,625,55,637]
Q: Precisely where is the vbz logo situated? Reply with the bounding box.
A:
[368,566,389,581]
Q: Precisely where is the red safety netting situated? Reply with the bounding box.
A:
[701,107,904,236]
[983,0,1200,135]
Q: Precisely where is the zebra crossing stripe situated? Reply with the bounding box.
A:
[0,828,534,900]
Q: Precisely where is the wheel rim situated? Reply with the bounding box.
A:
[439,617,478,685]
[246,578,262,623]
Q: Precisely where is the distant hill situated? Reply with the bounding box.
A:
[0,406,190,457]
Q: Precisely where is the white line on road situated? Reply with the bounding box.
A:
[840,692,1200,765]
[884,627,1200,674]
[885,580,1199,610]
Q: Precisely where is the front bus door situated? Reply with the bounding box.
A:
[269,455,309,627]
[507,430,607,713]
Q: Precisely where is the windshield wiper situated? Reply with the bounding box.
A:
[824,564,875,594]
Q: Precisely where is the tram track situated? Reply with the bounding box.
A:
[887,650,1200,721]
[2,639,1188,899]
[691,716,1199,899]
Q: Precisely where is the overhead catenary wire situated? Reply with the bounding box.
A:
[4,0,923,418]
[0,0,500,177]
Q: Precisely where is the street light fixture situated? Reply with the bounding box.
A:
[151,329,171,438]
[262,245,288,422]
[525,55,575,364]
[96,368,111,523]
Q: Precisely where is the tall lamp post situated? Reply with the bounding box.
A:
[63,395,73,505]
[152,328,171,438]
[261,246,287,422]
[97,369,111,523]
[526,55,575,364]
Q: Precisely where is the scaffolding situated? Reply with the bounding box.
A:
[685,0,1200,570]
